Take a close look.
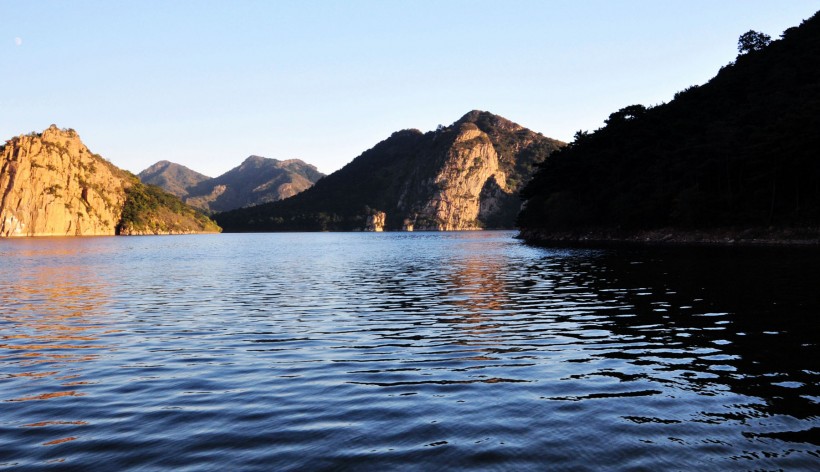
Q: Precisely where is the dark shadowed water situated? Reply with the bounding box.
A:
[1,231,818,471]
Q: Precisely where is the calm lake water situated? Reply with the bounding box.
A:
[1,231,818,470]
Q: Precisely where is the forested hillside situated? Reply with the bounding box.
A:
[518,12,820,244]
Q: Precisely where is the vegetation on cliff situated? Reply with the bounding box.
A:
[518,12,820,242]
[215,111,563,232]
[118,174,221,235]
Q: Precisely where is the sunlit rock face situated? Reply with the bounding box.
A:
[406,124,507,231]
[1,125,221,237]
[365,211,386,231]
[0,126,127,236]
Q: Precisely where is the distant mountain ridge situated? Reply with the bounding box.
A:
[138,161,210,198]
[215,110,564,232]
[139,155,324,213]
[518,11,820,245]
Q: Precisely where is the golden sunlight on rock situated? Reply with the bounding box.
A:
[0,126,128,236]
[365,211,386,231]
[409,124,509,231]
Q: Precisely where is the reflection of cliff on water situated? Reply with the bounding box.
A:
[0,248,114,452]
[362,233,513,340]
[328,233,518,378]
[444,244,509,336]
[1,264,112,376]
[538,247,820,433]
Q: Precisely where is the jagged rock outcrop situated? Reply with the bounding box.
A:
[1,125,220,237]
[140,155,324,214]
[365,211,386,231]
[215,111,564,232]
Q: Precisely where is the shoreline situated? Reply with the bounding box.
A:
[516,227,820,249]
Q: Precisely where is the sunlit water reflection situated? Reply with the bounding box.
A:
[1,232,818,470]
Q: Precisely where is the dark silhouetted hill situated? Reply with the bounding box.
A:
[518,11,820,245]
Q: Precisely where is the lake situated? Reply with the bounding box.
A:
[1,231,818,470]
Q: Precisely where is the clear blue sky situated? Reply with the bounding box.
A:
[2,1,818,177]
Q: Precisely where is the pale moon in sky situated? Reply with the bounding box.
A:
[14,37,23,46]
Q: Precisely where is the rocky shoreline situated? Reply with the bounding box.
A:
[517,227,820,248]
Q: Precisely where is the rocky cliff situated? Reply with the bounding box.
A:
[140,155,324,214]
[364,211,386,231]
[400,123,507,230]
[1,125,220,237]
[215,111,564,232]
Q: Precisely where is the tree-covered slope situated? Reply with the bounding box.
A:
[118,175,221,235]
[518,12,820,242]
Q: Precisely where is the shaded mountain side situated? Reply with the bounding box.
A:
[1,125,220,237]
[518,11,820,244]
[140,156,324,213]
[138,161,211,198]
[215,111,564,232]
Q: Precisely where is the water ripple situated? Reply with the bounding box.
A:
[1,233,819,470]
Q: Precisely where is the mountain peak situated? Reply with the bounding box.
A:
[242,155,270,164]
[38,124,81,143]
[141,160,174,174]
[456,110,523,133]
[138,161,211,198]
[457,109,493,122]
